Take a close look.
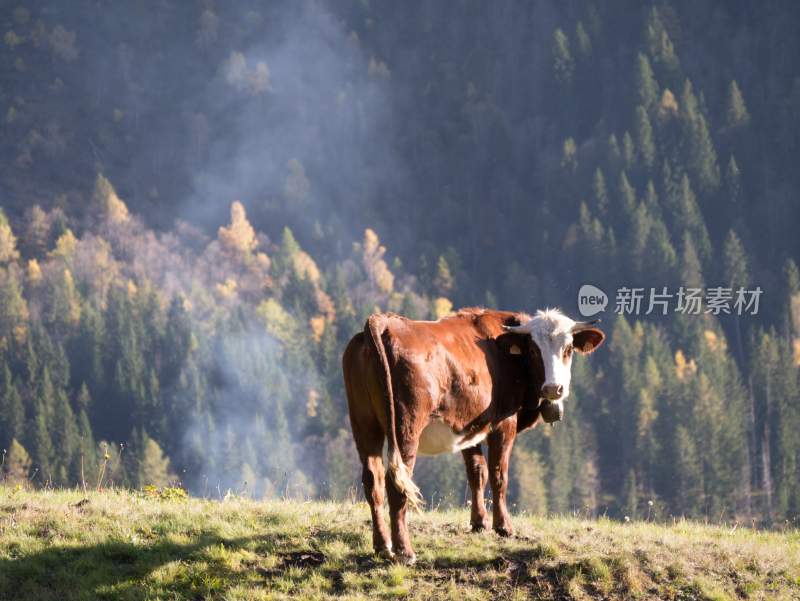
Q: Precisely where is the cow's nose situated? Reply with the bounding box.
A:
[541,384,563,400]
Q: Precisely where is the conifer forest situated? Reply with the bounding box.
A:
[0,1,799,524]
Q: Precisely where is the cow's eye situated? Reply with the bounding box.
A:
[563,345,573,360]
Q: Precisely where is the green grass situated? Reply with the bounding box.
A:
[0,487,798,600]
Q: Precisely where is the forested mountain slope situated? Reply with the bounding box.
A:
[0,1,799,522]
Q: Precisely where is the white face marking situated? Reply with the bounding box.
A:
[526,309,576,400]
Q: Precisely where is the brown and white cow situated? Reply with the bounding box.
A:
[342,307,604,563]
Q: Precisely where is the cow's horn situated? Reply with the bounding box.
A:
[572,319,600,331]
[503,320,533,334]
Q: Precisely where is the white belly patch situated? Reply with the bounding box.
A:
[417,418,488,456]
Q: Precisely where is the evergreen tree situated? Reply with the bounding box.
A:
[618,170,636,216]
[635,53,659,111]
[0,266,29,347]
[137,433,174,487]
[622,469,639,519]
[726,80,750,129]
[52,387,79,484]
[552,28,574,87]
[3,438,31,485]
[674,424,703,516]
[0,365,25,448]
[622,131,636,168]
[592,168,608,214]
[723,230,749,364]
[575,21,591,58]
[433,255,454,295]
[75,408,97,489]
[635,105,656,169]
[725,155,742,209]
[511,447,548,515]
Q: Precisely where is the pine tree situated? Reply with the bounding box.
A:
[622,469,639,519]
[680,80,720,193]
[726,80,750,129]
[618,170,636,215]
[0,209,20,264]
[725,155,742,208]
[0,364,25,448]
[137,433,174,487]
[52,387,79,484]
[511,447,548,515]
[771,337,800,517]
[671,175,712,263]
[3,438,31,485]
[433,255,454,295]
[635,105,656,168]
[635,53,659,111]
[622,131,636,168]
[674,424,703,516]
[75,408,97,488]
[552,28,574,86]
[0,266,29,346]
[592,168,608,214]
[575,21,591,58]
[607,134,621,166]
[783,258,800,341]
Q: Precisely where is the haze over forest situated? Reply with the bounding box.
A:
[0,1,799,523]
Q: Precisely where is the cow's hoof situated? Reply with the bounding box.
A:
[470,522,489,533]
[494,526,514,538]
[393,552,417,566]
[376,548,395,561]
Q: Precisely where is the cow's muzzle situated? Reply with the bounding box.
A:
[540,399,564,423]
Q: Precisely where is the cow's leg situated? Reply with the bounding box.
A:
[350,415,392,556]
[461,445,489,531]
[386,436,420,564]
[362,453,392,557]
[487,421,516,537]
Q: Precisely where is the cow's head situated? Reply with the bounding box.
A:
[503,309,605,422]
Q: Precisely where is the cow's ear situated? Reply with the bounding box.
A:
[497,331,530,356]
[573,328,605,354]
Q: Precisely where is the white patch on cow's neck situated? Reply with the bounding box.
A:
[418,418,489,456]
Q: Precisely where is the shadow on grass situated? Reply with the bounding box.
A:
[427,543,648,599]
[0,525,381,601]
[0,532,259,601]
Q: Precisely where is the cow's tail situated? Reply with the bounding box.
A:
[366,314,424,512]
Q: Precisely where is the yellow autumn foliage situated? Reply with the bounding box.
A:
[50,229,77,260]
[126,279,138,298]
[703,329,727,353]
[218,201,257,255]
[0,213,20,264]
[293,251,321,284]
[215,278,238,300]
[658,89,678,120]
[361,228,394,294]
[27,259,42,284]
[93,174,130,223]
[309,315,325,342]
[433,297,453,319]
[306,388,319,418]
[257,298,296,346]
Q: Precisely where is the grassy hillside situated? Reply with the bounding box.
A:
[0,488,798,601]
